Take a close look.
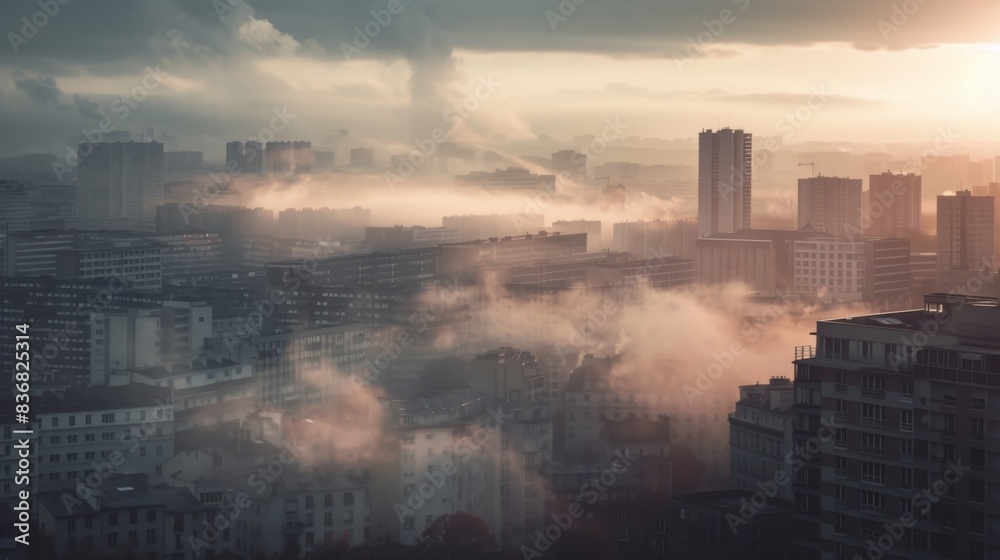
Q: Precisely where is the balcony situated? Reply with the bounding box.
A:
[901,423,913,432]
[860,388,886,400]
[795,346,815,360]
[861,418,886,428]
[834,384,847,393]
[861,446,886,457]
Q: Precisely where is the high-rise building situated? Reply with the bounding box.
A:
[867,172,921,238]
[76,141,165,225]
[790,293,1000,560]
[937,190,995,292]
[0,180,30,239]
[265,141,313,173]
[797,176,862,236]
[244,140,264,174]
[552,149,587,181]
[225,140,244,170]
[698,128,752,237]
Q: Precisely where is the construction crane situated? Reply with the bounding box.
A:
[799,162,816,177]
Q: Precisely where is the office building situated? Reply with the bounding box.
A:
[937,190,995,292]
[225,140,244,170]
[164,151,203,175]
[76,141,165,225]
[790,293,1000,559]
[866,172,922,238]
[797,176,862,237]
[698,128,752,237]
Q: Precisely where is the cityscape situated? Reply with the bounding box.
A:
[1,1,1000,559]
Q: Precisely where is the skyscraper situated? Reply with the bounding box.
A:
[797,175,862,236]
[698,128,752,237]
[244,140,263,174]
[867,172,921,238]
[225,140,244,170]
[937,190,995,292]
[76,141,165,225]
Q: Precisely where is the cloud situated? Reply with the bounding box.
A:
[13,73,62,105]
[73,95,105,121]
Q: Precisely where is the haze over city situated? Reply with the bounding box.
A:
[1,1,999,559]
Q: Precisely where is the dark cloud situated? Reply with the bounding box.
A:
[73,95,105,121]
[12,73,62,105]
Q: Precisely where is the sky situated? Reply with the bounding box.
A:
[2,0,999,156]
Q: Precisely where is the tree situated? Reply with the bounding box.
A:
[416,512,496,560]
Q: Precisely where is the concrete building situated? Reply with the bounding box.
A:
[728,377,795,500]
[225,140,244,169]
[0,278,164,388]
[937,190,995,292]
[456,167,556,191]
[277,206,371,241]
[791,236,910,307]
[76,141,165,226]
[866,172,922,238]
[797,175,862,236]
[212,324,372,408]
[38,474,220,560]
[442,214,545,242]
[364,225,459,249]
[33,385,175,488]
[790,293,1000,559]
[55,240,163,293]
[552,220,602,252]
[126,358,254,432]
[439,231,588,282]
[698,128,752,237]
[470,347,546,401]
[613,219,697,259]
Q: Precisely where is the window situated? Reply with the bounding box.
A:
[835,456,848,478]
[101,413,115,423]
[861,432,884,455]
[305,496,314,510]
[835,399,848,420]
[146,529,156,544]
[971,417,985,440]
[862,375,884,391]
[617,529,628,542]
[942,414,955,435]
[108,533,118,545]
[900,381,914,402]
[899,439,913,458]
[835,427,848,449]
[900,409,913,431]
[861,461,885,485]
[835,484,848,504]
[860,490,884,513]
[344,510,355,523]
[324,493,333,508]
[861,404,884,427]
